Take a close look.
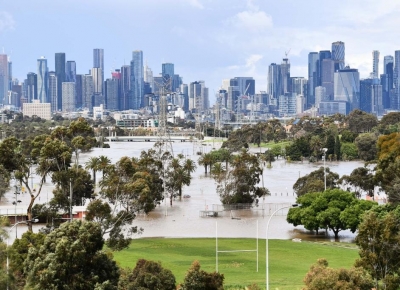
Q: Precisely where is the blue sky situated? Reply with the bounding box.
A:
[1,0,400,101]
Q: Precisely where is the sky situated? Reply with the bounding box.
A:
[1,0,400,104]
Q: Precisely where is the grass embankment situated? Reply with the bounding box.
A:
[113,238,358,289]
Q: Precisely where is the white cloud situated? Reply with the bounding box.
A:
[187,0,204,9]
[225,3,272,33]
[0,11,15,32]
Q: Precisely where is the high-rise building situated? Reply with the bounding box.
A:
[120,65,130,110]
[82,74,94,110]
[37,57,48,103]
[93,49,104,94]
[48,71,57,112]
[55,53,66,111]
[291,77,307,96]
[105,78,119,110]
[321,59,335,100]
[372,50,380,79]
[334,68,360,112]
[62,82,76,112]
[180,84,189,111]
[91,67,103,106]
[360,78,373,113]
[75,74,83,109]
[317,50,331,87]
[307,52,319,108]
[315,86,327,109]
[384,55,394,75]
[392,51,400,110]
[8,58,12,91]
[332,41,345,71]
[66,61,76,83]
[267,63,281,99]
[162,63,174,81]
[130,50,144,109]
[0,54,8,105]
[26,72,37,102]
[144,64,154,93]
[280,58,290,94]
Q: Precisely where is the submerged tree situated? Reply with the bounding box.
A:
[211,149,269,205]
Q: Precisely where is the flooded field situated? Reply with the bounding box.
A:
[2,141,364,243]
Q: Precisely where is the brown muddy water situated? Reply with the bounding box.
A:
[3,141,365,243]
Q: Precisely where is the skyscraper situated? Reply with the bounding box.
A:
[37,57,48,103]
[392,50,400,110]
[384,55,394,74]
[62,82,76,112]
[82,74,94,110]
[105,78,119,110]
[332,41,345,71]
[120,65,130,110]
[0,54,8,105]
[8,58,12,91]
[66,61,76,83]
[93,49,104,94]
[317,50,331,86]
[55,53,66,110]
[321,59,335,100]
[48,71,57,112]
[334,68,360,111]
[91,67,103,106]
[372,50,380,79]
[26,72,37,102]
[307,52,319,108]
[130,50,144,109]
[267,63,281,99]
[144,64,154,93]
[280,58,290,94]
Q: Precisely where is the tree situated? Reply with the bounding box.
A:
[340,142,358,160]
[198,153,213,174]
[8,231,45,289]
[347,109,378,133]
[287,189,375,239]
[118,259,176,290]
[303,258,373,290]
[166,155,196,202]
[355,133,378,161]
[24,220,120,290]
[334,135,341,160]
[355,210,400,289]
[85,156,100,185]
[339,167,377,199]
[309,135,323,159]
[376,133,400,203]
[293,167,339,197]
[180,260,224,290]
[211,149,269,205]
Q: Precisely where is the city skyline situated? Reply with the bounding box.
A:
[1,0,400,99]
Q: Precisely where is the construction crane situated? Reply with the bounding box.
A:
[285,48,291,58]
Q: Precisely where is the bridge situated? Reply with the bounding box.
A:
[104,135,194,142]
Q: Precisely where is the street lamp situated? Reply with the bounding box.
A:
[322,148,328,191]
[7,218,39,290]
[266,204,298,290]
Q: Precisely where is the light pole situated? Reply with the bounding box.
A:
[266,204,298,290]
[7,218,39,290]
[322,148,328,191]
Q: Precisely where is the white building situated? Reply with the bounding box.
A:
[23,100,51,120]
[62,82,76,112]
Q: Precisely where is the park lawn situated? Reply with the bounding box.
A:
[113,238,359,289]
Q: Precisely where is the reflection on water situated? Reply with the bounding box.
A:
[3,141,363,243]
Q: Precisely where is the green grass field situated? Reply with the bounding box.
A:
[113,238,358,289]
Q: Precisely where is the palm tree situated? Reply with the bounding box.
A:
[98,155,111,178]
[198,153,213,174]
[310,135,323,159]
[183,158,196,175]
[85,157,100,186]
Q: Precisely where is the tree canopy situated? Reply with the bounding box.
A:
[24,220,120,290]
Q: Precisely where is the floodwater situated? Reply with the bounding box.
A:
[2,141,365,243]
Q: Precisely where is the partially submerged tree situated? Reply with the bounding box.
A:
[211,149,269,205]
[287,189,376,238]
[293,167,339,196]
